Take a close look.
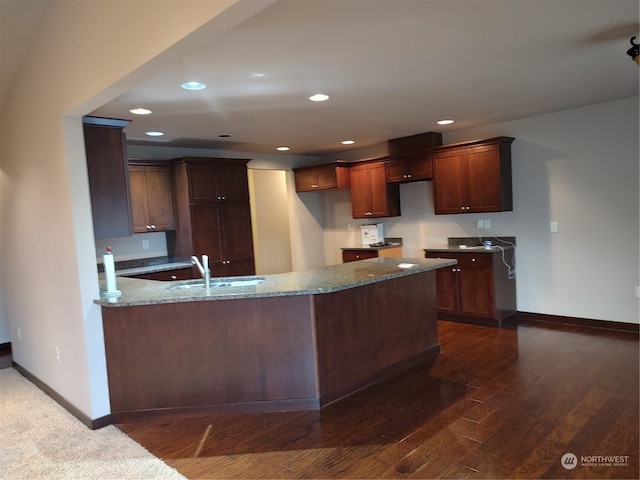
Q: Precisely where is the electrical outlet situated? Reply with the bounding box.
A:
[17,328,22,341]
[476,219,484,229]
[55,347,61,364]
[550,222,559,233]
[347,223,353,232]
[636,286,640,298]
[142,239,150,250]
[484,219,491,229]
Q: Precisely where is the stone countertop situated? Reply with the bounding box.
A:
[341,237,402,252]
[116,261,193,277]
[423,244,515,253]
[95,257,456,308]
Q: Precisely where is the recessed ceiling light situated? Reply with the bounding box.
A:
[341,140,355,145]
[129,108,152,115]
[181,81,206,90]
[145,131,164,137]
[309,93,329,102]
[437,119,454,125]
[276,146,290,151]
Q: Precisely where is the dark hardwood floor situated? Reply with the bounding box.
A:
[117,319,639,479]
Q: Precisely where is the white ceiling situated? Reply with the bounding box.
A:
[3,1,638,156]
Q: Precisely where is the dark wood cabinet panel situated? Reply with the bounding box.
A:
[342,250,378,263]
[350,160,400,219]
[129,267,194,281]
[386,154,433,183]
[83,118,132,239]
[425,249,517,327]
[386,131,442,184]
[128,164,174,233]
[169,157,255,277]
[432,137,514,214]
[186,158,249,202]
[293,162,350,192]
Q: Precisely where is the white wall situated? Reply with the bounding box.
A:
[319,97,640,324]
[0,0,272,420]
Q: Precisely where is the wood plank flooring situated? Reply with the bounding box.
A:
[117,320,639,479]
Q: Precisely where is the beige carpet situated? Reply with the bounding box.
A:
[0,367,186,479]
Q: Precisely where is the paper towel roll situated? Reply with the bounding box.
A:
[104,248,117,294]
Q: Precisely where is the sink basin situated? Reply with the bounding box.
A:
[169,276,265,290]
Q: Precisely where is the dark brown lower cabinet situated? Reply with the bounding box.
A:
[424,249,517,327]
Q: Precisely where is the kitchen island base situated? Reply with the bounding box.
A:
[102,270,439,422]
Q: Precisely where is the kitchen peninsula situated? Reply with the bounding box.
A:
[96,257,455,421]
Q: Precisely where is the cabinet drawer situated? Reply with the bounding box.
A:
[342,250,378,263]
[425,251,493,268]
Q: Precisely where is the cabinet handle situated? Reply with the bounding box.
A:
[312,184,318,188]
[150,224,156,230]
[146,225,151,230]
[171,275,177,280]
[472,258,476,262]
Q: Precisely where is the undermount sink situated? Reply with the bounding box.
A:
[169,276,265,290]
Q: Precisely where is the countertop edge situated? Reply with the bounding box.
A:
[95,258,456,308]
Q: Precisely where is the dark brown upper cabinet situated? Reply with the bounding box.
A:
[128,161,174,233]
[83,117,132,239]
[293,161,350,192]
[432,137,514,214]
[350,159,401,219]
[386,132,443,184]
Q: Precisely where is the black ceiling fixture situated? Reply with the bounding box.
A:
[627,36,639,65]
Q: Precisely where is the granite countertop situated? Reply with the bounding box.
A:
[424,236,516,253]
[341,237,403,252]
[96,257,456,308]
[423,244,515,253]
[116,261,193,277]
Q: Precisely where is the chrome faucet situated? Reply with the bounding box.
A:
[191,255,210,288]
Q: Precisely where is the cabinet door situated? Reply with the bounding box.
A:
[189,204,223,261]
[84,124,132,238]
[187,162,249,202]
[214,163,250,201]
[295,171,320,191]
[145,166,174,231]
[128,166,150,233]
[218,202,255,264]
[187,163,218,202]
[368,162,391,217]
[458,267,495,318]
[433,150,467,214]
[466,144,502,213]
[349,164,371,218]
[435,267,458,314]
[387,155,433,183]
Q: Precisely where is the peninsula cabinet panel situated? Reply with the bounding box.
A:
[128,164,174,233]
[350,160,400,219]
[293,162,350,192]
[432,137,514,214]
[424,249,517,327]
[83,119,132,239]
